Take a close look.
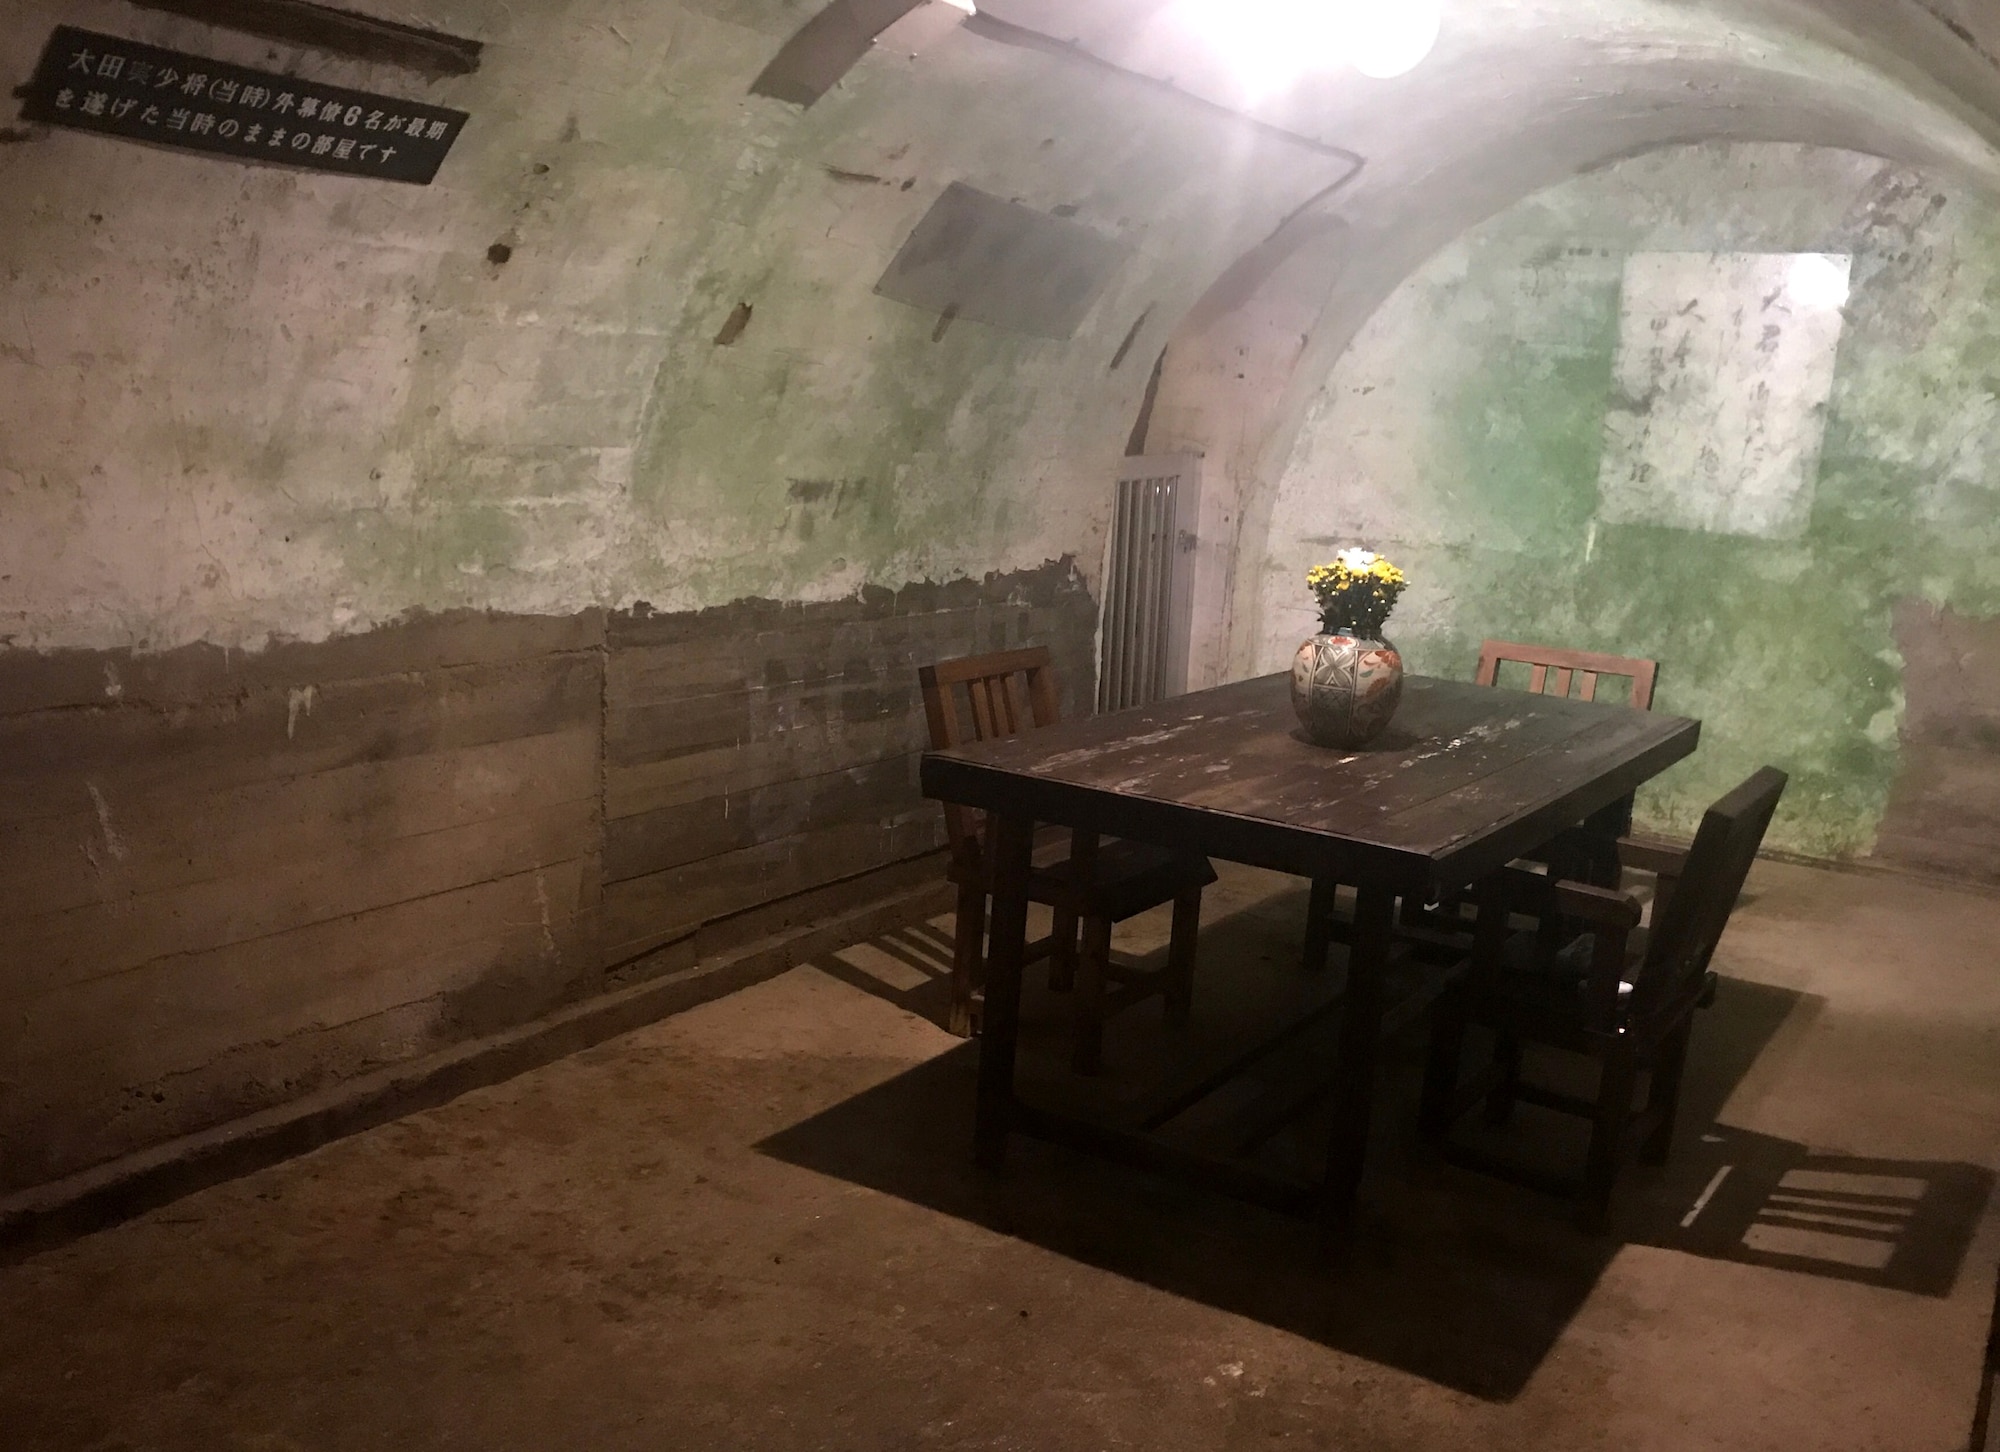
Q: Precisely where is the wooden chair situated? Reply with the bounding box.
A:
[918,647,1216,1073]
[1474,639,1658,710]
[1476,640,1660,887]
[1312,641,1666,968]
[1420,767,1787,1231]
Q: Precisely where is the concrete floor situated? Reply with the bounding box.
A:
[3,859,1997,1451]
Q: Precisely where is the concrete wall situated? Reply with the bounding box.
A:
[1249,143,2000,874]
[0,0,1349,1191]
[0,0,1347,658]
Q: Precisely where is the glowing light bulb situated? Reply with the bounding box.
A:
[1347,1,1442,79]
[1173,0,1442,95]
[1788,253,1852,310]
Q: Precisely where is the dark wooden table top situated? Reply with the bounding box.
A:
[921,673,1700,891]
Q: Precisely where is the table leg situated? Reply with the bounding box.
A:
[1301,875,1339,973]
[1420,871,1507,1138]
[1320,882,1395,1246]
[975,810,1036,1170]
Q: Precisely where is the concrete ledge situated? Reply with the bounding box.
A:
[0,868,954,1260]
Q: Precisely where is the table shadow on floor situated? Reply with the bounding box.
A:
[766,903,1989,1400]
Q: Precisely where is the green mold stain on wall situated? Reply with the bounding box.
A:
[1263,143,2000,859]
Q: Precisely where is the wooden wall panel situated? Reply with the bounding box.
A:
[0,610,603,715]
[599,568,1098,972]
[0,727,598,921]
[1,653,601,823]
[0,565,1097,1195]
[0,611,607,1193]
[6,799,598,1000]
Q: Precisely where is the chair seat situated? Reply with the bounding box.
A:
[1486,930,1633,1026]
[1483,928,1716,1047]
[949,837,1216,922]
[1031,839,1217,921]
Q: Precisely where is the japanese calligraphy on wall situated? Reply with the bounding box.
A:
[1599,253,1852,541]
[19,26,468,185]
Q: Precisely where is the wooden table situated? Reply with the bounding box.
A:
[919,671,1701,1240]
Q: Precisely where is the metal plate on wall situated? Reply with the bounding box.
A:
[874,182,1127,339]
[19,25,468,184]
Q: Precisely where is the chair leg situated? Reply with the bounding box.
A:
[1047,906,1078,993]
[1420,988,1469,1140]
[1581,1053,1638,1233]
[1164,889,1201,1027]
[1072,915,1114,1076]
[1641,1019,1695,1165]
[1484,1034,1521,1127]
[948,881,986,1039]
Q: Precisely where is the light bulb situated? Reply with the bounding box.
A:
[1173,0,1442,94]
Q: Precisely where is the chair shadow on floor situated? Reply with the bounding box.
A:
[763,890,1993,1402]
[808,918,970,1031]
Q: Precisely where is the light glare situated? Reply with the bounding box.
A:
[1173,0,1442,95]
[1175,0,1348,98]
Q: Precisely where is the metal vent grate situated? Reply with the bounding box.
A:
[1098,455,1199,714]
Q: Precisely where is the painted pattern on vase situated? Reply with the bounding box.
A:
[1291,630,1405,749]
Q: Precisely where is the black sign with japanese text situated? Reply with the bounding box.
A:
[19,26,468,185]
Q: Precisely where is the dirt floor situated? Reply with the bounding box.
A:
[2,859,1997,1451]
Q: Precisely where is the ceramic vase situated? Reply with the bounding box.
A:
[1290,626,1405,749]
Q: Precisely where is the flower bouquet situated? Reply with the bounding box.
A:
[1292,548,1409,748]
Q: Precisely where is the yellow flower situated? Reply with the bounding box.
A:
[1305,548,1409,623]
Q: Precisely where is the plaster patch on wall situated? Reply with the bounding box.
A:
[1599,252,1850,540]
[874,182,1128,339]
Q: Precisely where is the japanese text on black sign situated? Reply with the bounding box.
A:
[20,26,468,185]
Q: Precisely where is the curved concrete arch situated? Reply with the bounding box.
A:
[1238,133,2000,865]
[7,0,1999,654]
[1025,0,2000,682]
[1219,97,2000,681]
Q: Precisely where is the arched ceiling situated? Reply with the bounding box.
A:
[13,0,2000,651]
[974,0,2000,174]
[940,0,2000,682]
[964,0,2000,411]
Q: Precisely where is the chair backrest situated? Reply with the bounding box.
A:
[1632,767,1788,1016]
[918,646,1063,862]
[1476,639,1659,711]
